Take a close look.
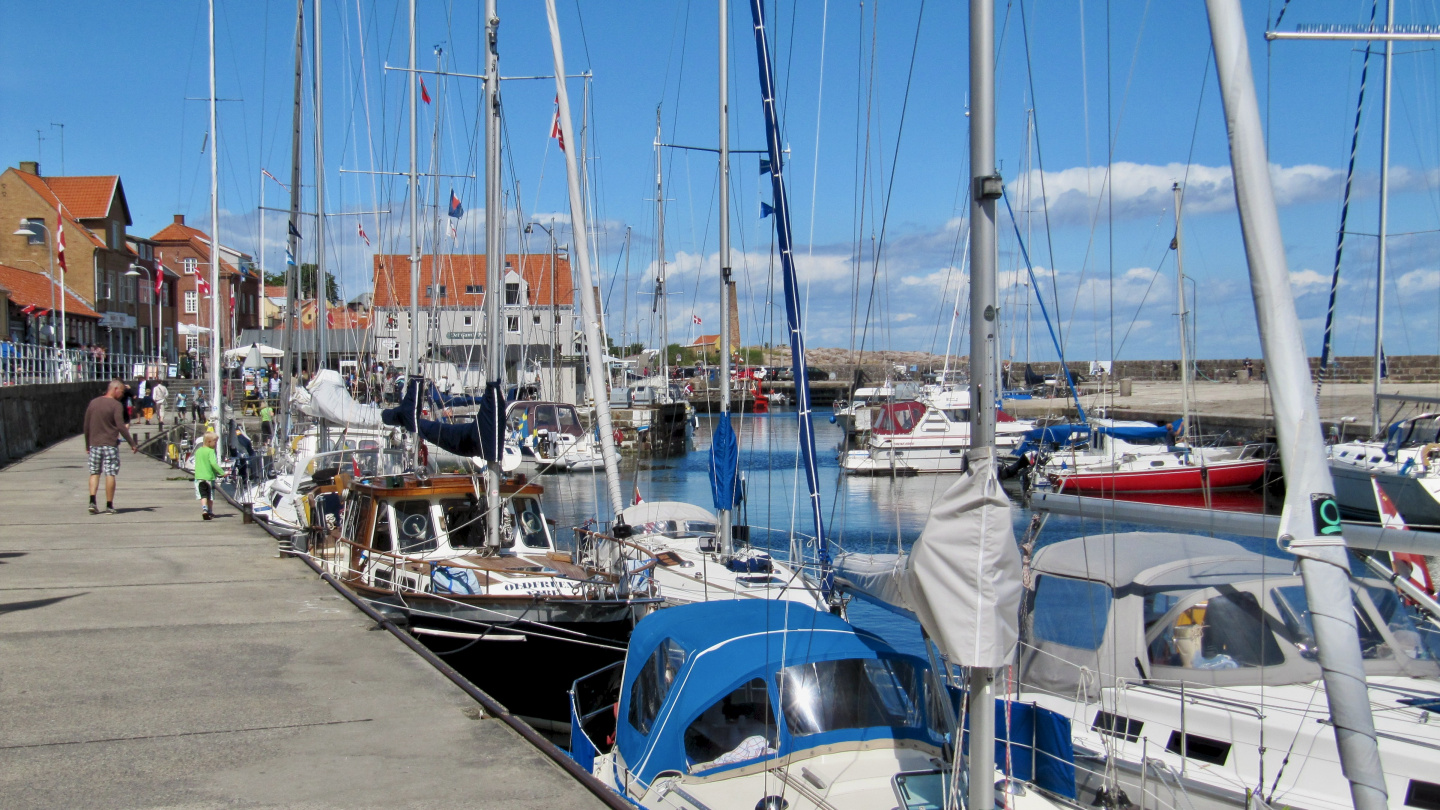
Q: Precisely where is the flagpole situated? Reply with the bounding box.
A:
[207,0,223,444]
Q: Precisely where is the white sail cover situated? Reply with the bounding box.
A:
[300,369,383,429]
[900,447,1023,667]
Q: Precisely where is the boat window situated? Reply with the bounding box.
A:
[943,408,971,422]
[393,500,438,554]
[1149,592,1285,669]
[514,498,550,549]
[342,493,370,543]
[556,406,582,434]
[440,496,487,548]
[372,501,393,553]
[1031,575,1111,651]
[1273,585,1403,661]
[628,638,686,735]
[535,405,560,432]
[779,657,925,736]
[1364,586,1440,661]
[684,677,776,771]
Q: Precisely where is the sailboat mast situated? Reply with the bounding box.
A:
[544,0,625,517]
[1173,182,1192,445]
[484,0,504,549]
[654,109,669,390]
[1372,0,1395,436]
[1206,1,1388,806]
[717,0,733,556]
[279,0,304,445]
[311,0,329,450]
[207,0,223,438]
[405,0,421,470]
[966,0,999,802]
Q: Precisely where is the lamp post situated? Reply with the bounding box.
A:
[125,263,162,373]
[12,219,63,352]
[525,220,567,395]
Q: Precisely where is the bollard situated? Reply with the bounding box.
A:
[1119,378,1133,397]
[241,503,254,524]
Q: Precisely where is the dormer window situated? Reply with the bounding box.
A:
[505,282,520,306]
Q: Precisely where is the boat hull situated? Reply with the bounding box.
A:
[1049,458,1268,493]
[1329,459,1440,528]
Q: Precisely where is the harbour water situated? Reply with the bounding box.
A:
[533,407,1277,660]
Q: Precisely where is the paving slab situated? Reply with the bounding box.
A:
[0,436,604,810]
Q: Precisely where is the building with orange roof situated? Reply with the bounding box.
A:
[0,262,100,346]
[0,161,151,353]
[149,214,260,356]
[370,253,580,378]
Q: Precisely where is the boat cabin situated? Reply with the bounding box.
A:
[1020,534,1440,695]
[507,401,585,439]
[579,600,949,787]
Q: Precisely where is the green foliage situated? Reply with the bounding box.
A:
[263,263,339,303]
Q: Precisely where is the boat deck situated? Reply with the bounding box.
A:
[0,434,605,809]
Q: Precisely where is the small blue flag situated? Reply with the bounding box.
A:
[285,246,296,266]
[760,201,774,219]
[759,156,772,175]
[448,189,464,219]
[288,220,302,240]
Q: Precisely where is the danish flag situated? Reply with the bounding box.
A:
[693,314,702,325]
[550,97,566,152]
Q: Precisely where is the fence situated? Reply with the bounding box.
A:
[0,342,176,386]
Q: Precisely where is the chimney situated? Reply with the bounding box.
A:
[173,214,186,225]
[18,161,39,175]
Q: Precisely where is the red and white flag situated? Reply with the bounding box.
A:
[1373,479,1408,530]
[196,273,211,296]
[154,265,165,297]
[229,287,235,317]
[550,97,567,152]
[357,221,371,246]
[261,168,289,192]
[19,304,36,315]
[692,314,702,325]
[420,78,431,104]
[326,309,335,328]
[55,203,67,275]
[632,481,643,506]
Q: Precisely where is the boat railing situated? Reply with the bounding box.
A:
[573,528,667,601]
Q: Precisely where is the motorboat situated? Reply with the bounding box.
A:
[1328,413,1440,530]
[596,501,825,609]
[1016,533,1440,810]
[507,400,605,472]
[570,599,1079,810]
[841,398,1034,475]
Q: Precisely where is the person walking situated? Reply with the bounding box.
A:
[193,432,223,520]
[259,401,275,445]
[84,380,139,515]
[151,380,169,428]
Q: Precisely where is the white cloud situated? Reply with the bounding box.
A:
[1398,268,1440,294]
[1289,268,1333,295]
[894,313,917,322]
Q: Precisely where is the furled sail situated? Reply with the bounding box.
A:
[301,369,383,429]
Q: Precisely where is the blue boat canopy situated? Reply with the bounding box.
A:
[1021,422,1170,446]
[614,600,946,786]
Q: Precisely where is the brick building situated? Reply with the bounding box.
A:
[149,214,260,358]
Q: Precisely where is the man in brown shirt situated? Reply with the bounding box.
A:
[84,380,138,515]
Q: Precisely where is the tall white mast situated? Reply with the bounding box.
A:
[1371,0,1395,436]
[1172,182,1192,445]
[207,0,223,437]
[1207,0,1388,806]
[483,0,504,549]
[654,109,670,392]
[544,0,624,518]
[279,0,304,445]
[313,0,328,379]
[717,0,733,556]
[406,0,421,470]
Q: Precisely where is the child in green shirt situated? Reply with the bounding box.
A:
[193,432,224,520]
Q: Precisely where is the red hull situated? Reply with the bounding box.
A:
[1050,458,1269,494]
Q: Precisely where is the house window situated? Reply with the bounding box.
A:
[463,315,473,326]
[182,258,197,275]
[186,334,200,351]
[121,275,134,303]
[532,313,541,325]
[385,313,397,330]
[24,218,45,245]
[506,315,520,333]
[425,285,446,299]
[505,282,520,306]
[184,291,198,314]
[465,284,482,295]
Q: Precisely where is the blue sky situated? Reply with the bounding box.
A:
[3,0,1439,363]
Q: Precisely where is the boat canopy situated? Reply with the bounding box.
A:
[872,401,927,435]
[614,600,945,786]
[1022,421,1169,446]
[1019,533,1440,696]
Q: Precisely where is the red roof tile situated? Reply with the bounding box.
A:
[150,221,244,277]
[0,264,100,318]
[45,175,128,223]
[371,254,574,309]
[8,170,109,250]
[264,285,286,298]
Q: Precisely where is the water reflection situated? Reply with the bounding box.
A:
[533,409,1275,656]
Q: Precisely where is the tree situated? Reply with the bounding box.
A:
[264,263,339,303]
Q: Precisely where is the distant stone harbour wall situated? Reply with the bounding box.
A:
[814,355,1440,384]
[0,382,107,468]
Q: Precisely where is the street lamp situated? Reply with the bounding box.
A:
[12,219,65,353]
[126,263,162,373]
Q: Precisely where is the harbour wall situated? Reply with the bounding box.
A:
[0,381,106,468]
[815,354,1440,384]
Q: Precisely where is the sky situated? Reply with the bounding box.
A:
[3,0,1440,364]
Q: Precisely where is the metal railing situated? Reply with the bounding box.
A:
[0,343,180,386]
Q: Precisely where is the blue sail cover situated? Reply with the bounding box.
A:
[709,416,739,511]
[750,0,830,593]
[961,700,1076,799]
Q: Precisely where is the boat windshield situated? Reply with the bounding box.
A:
[1148,592,1285,670]
[392,500,438,554]
[1393,417,1440,449]
[778,657,940,737]
[1272,585,1440,666]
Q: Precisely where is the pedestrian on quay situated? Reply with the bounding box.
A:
[151,379,169,428]
[84,379,139,515]
[192,431,223,520]
[259,400,275,444]
[191,387,208,423]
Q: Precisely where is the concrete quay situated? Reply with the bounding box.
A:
[0,434,605,810]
